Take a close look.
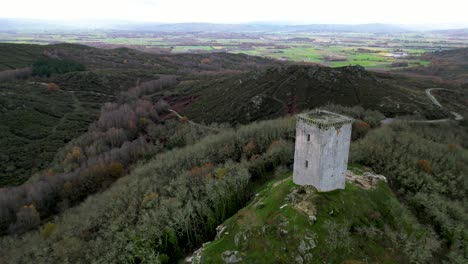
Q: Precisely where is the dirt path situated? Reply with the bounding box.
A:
[168,109,220,132]
[51,91,82,133]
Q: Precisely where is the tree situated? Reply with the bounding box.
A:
[9,205,40,234]
[32,58,85,77]
[417,159,431,173]
[109,162,125,179]
[352,121,371,140]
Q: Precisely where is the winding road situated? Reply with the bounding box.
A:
[383,88,464,124]
[425,88,464,121]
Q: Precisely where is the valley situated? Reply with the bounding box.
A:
[2,26,468,70]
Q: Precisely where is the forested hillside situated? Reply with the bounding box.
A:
[1,43,467,263]
[1,107,467,263]
[179,65,446,124]
[402,47,468,82]
[0,43,280,187]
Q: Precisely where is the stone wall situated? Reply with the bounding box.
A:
[293,117,351,191]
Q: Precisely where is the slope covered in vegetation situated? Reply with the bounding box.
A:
[0,43,280,187]
[350,121,468,263]
[0,43,280,74]
[1,43,466,263]
[402,47,468,82]
[201,173,437,263]
[180,65,445,124]
[0,116,296,263]
[1,104,466,263]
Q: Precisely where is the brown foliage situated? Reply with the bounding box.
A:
[417,159,431,173]
[243,141,256,156]
[352,121,371,140]
[447,144,457,151]
[46,169,56,177]
[180,116,189,123]
[201,58,212,64]
[189,163,214,177]
[65,146,84,163]
[47,82,60,91]
[267,140,283,153]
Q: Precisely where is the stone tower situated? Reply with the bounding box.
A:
[293,110,353,191]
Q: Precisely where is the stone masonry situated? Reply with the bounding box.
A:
[293,110,353,191]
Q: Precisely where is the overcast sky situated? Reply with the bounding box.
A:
[1,0,467,27]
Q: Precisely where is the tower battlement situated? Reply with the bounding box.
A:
[293,110,353,191]
[296,110,353,129]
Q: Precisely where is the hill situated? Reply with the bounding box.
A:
[433,28,468,37]
[401,47,468,83]
[178,65,445,124]
[0,43,454,187]
[0,43,280,73]
[1,42,466,263]
[0,43,280,187]
[1,112,466,263]
[199,171,436,263]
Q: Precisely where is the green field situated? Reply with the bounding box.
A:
[2,31,466,69]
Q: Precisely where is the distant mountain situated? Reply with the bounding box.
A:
[107,22,409,33]
[0,19,80,31]
[0,19,408,33]
[432,28,468,37]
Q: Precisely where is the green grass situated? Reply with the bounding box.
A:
[229,45,434,69]
[202,171,431,263]
[172,46,215,52]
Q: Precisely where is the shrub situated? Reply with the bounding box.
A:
[417,159,431,173]
[0,67,32,81]
[352,121,371,140]
[47,82,60,91]
[40,222,57,239]
[350,122,468,261]
[109,162,125,178]
[243,141,257,157]
[0,116,296,262]
[180,116,189,123]
[8,205,40,234]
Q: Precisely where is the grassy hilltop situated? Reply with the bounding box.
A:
[201,173,433,263]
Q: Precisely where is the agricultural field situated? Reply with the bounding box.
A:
[1,31,467,69]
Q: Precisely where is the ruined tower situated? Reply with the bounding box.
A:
[293,110,353,191]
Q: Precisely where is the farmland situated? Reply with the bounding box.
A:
[1,30,467,69]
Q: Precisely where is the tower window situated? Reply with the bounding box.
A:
[307,134,310,141]
[305,160,308,168]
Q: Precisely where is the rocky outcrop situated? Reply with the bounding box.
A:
[346,170,387,189]
[222,251,243,263]
[286,185,317,223]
